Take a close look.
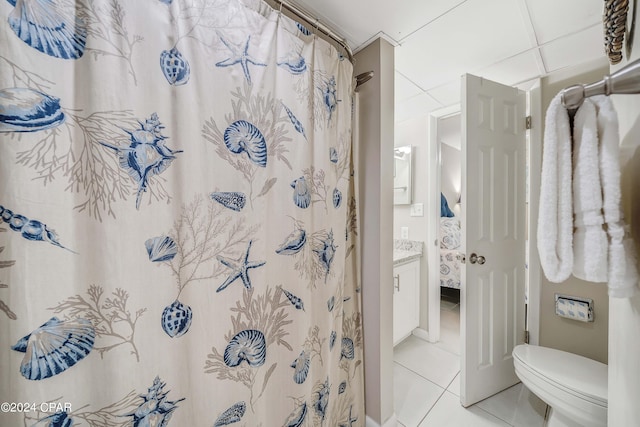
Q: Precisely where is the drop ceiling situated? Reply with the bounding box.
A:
[289,0,609,122]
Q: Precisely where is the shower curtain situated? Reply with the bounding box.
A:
[0,0,363,425]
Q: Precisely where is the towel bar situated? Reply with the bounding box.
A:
[561,57,640,109]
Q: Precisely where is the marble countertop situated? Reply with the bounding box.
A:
[393,239,423,266]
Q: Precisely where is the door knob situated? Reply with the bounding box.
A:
[477,255,486,265]
[469,253,478,264]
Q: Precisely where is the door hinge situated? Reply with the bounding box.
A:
[524,330,530,344]
[525,116,532,130]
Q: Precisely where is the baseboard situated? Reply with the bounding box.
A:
[412,327,430,342]
[366,413,398,427]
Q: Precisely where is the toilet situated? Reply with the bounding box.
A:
[512,344,608,427]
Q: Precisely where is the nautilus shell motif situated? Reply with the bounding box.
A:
[223,120,267,167]
[224,329,266,368]
[210,192,246,212]
[284,402,307,427]
[291,350,310,384]
[0,88,65,132]
[0,205,75,252]
[99,113,182,210]
[160,47,190,86]
[214,401,246,426]
[341,337,355,360]
[145,235,177,262]
[276,228,306,255]
[11,317,95,380]
[277,52,307,75]
[6,0,87,59]
[161,300,192,338]
[124,376,185,426]
[290,177,310,209]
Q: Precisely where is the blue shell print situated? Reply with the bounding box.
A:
[0,205,75,252]
[341,337,355,360]
[223,120,267,167]
[333,188,342,208]
[11,317,95,380]
[313,378,330,421]
[0,88,65,132]
[277,52,307,75]
[145,235,177,262]
[214,401,246,426]
[290,176,311,209]
[99,113,183,210]
[284,402,307,427]
[35,410,72,427]
[6,0,87,59]
[161,300,192,338]
[124,376,185,426]
[296,22,311,36]
[291,350,310,384]
[314,230,336,282]
[216,35,266,86]
[275,228,306,255]
[281,103,307,139]
[327,296,335,312]
[210,192,246,212]
[338,381,347,394]
[329,147,338,163]
[329,331,336,350]
[224,329,266,368]
[160,47,190,85]
[281,287,305,311]
[320,75,340,123]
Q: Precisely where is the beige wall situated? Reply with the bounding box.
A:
[609,6,640,423]
[538,61,611,364]
[355,38,395,426]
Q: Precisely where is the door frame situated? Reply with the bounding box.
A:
[427,104,461,343]
[426,82,542,346]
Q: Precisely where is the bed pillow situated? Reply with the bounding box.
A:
[440,193,455,217]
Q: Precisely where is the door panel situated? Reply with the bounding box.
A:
[461,74,526,407]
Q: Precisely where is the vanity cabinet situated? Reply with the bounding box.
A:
[393,258,420,346]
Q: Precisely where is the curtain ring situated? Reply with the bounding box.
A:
[278,1,283,15]
[313,19,320,37]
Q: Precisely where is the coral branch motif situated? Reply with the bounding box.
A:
[202,83,292,205]
[300,166,329,211]
[77,0,144,85]
[49,284,147,361]
[0,227,17,320]
[204,286,292,412]
[23,392,140,427]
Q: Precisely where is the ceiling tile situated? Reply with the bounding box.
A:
[525,0,603,44]
[395,0,533,91]
[540,25,605,72]
[427,81,461,107]
[395,72,424,103]
[395,92,443,123]
[474,50,543,86]
[291,0,467,48]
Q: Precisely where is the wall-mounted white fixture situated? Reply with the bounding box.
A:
[400,227,409,239]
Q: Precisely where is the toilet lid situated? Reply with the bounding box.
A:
[513,345,607,405]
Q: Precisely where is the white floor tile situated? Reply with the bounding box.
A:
[435,308,460,355]
[394,363,445,427]
[440,300,459,311]
[394,335,460,388]
[446,372,460,396]
[475,383,546,427]
[418,391,512,427]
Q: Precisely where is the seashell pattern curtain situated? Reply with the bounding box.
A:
[0,0,363,425]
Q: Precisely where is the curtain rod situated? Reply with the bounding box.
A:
[272,0,355,63]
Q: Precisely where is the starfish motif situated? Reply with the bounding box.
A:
[338,405,358,427]
[216,35,266,85]
[216,240,266,292]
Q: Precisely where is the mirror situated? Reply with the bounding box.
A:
[393,145,412,205]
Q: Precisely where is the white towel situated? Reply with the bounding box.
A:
[591,96,639,297]
[538,94,574,282]
[572,99,608,282]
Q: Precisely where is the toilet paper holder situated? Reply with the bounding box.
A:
[554,294,594,323]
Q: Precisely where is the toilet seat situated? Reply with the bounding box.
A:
[513,345,607,407]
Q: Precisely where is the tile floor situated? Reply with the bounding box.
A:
[393,298,548,427]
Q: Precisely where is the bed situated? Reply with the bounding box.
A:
[440,217,461,289]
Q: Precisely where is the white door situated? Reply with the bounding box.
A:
[460,74,526,407]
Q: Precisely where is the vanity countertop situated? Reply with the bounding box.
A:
[393,239,423,266]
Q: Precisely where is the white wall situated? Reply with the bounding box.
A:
[440,143,461,218]
[609,9,640,423]
[355,38,395,427]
